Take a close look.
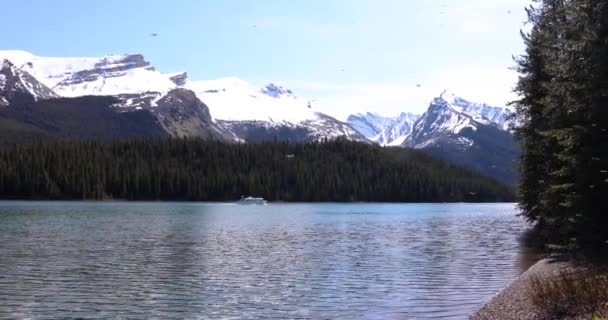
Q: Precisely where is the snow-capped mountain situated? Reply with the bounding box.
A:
[183,77,367,142]
[347,91,514,148]
[0,51,175,97]
[401,91,518,185]
[347,112,420,146]
[404,91,513,149]
[0,59,58,106]
[184,77,310,122]
[0,50,366,143]
[0,50,519,184]
[436,91,513,131]
[347,113,395,141]
[0,56,233,141]
[113,89,237,141]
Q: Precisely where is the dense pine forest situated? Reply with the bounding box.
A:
[514,0,608,249]
[0,138,513,202]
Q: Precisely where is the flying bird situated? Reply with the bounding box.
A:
[150,33,158,37]
[416,83,422,88]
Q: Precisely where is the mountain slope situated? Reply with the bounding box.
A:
[0,51,175,96]
[115,89,236,140]
[0,51,367,143]
[347,112,395,141]
[0,59,58,106]
[185,78,368,142]
[402,92,518,185]
[0,96,168,144]
[347,112,420,146]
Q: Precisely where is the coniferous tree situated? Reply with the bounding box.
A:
[515,0,608,248]
[0,138,514,203]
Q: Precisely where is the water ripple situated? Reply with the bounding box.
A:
[0,202,530,319]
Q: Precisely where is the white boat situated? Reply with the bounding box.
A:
[237,196,268,205]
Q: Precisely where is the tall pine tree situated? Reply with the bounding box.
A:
[515,0,608,248]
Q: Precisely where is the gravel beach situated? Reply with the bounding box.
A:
[470,258,571,320]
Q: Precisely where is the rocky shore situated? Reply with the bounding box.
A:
[470,258,572,320]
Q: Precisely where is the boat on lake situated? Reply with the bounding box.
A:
[237,196,267,205]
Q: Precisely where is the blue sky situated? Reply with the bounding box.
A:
[5,0,531,116]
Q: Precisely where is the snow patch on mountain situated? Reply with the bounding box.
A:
[0,59,59,105]
[184,78,318,123]
[184,78,368,142]
[403,91,514,150]
[437,91,513,130]
[0,50,176,97]
[347,111,420,146]
[347,112,393,138]
[303,113,367,141]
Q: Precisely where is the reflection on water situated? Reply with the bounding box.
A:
[0,202,532,319]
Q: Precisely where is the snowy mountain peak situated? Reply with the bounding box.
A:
[0,59,58,106]
[185,78,318,122]
[347,111,421,146]
[435,91,469,111]
[182,77,364,142]
[51,53,176,96]
[400,92,519,185]
[261,83,295,98]
[2,59,20,75]
[0,50,177,97]
[402,92,515,152]
[348,92,513,148]
[432,91,513,130]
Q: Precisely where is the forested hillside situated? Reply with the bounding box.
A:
[0,139,514,202]
[0,96,167,144]
[514,0,608,249]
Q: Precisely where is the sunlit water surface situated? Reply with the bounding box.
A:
[0,202,532,319]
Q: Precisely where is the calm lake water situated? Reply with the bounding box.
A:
[0,202,532,320]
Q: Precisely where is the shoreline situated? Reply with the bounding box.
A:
[470,257,570,320]
[0,199,518,204]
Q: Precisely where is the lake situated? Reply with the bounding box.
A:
[0,202,532,319]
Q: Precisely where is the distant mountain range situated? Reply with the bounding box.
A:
[0,50,518,185]
[405,92,517,185]
[346,92,518,185]
[0,51,366,143]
